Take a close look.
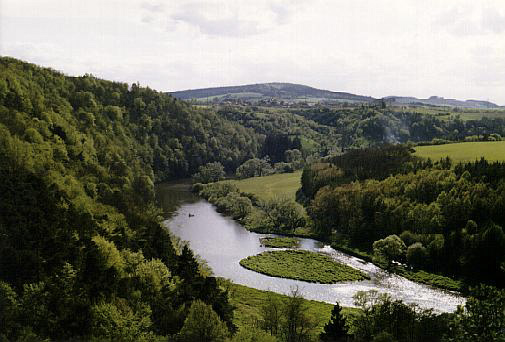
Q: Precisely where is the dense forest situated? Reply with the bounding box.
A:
[299,146,505,288]
[2,57,505,341]
[293,106,505,148]
[0,57,257,340]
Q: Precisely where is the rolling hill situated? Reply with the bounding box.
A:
[170,82,375,103]
[385,95,501,109]
[171,83,502,109]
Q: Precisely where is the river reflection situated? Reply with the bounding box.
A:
[157,183,465,312]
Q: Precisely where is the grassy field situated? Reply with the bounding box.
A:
[398,269,463,292]
[260,237,300,248]
[223,281,359,334]
[240,250,369,283]
[414,141,505,163]
[391,106,505,121]
[224,171,302,200]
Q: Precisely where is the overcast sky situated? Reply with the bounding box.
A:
[1,0,505,104]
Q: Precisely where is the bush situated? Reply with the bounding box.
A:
[372,235,406,268]
[192,162,225,184]
[406,242,428,269]
[236,158,273,179]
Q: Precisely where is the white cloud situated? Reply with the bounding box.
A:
[1,0,504,104]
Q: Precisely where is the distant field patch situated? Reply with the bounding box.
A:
[414,141,505,163]
[224,171,302,200]
[240,250,369,283]
[457,111,505,121]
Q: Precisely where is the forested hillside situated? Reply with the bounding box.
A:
[2,57,505,341]
[0,57,255,340]
[171,82,373,103]
[300,146,505,288]
[294,106,505,148]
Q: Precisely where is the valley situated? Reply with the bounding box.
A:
[1,57,504,341]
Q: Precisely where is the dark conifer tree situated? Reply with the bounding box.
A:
[319,302,348,342]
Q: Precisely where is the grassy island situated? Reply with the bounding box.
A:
[260,236,300,248]
[240,250,369,283]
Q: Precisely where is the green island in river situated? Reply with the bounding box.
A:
[260,236,300,248]
[240,250,369,283]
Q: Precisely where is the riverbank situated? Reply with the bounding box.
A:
[193,181,464,293]
[162,182,465,311]
[256,220,463,293]
[220,279,360,335]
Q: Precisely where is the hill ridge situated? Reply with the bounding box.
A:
[170,82,374,103]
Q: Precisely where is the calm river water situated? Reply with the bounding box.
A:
[157,182,465,312]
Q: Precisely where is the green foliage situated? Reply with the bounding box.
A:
[448,285,505,342]
[198,183,253,220]
[198,182,306,234]
[230,328,278,342]
[92,235,125,272]
[192,162,226,184]
[255,197,306,233]
[239,250,369,283]
[295,106,505,148]
[280,288,318,342]
[236,158,274,178]
[260,237,300,248]
[372,235,406,268]
[223,281,350,338]
[351,291,451,342]
[217,105,339,158]
[89,300,153,341]
[320,303,348,342]
[308,156,505,287]
[178,300,230,342]
[0,281,20,340]
[406,242,428,269]
[397,270,463,292]
[258,288,318,342]
[0,57,236,340]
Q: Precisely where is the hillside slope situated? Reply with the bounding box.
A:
[385,95,501,109]
[171,82,374,103]
[0,56,241,340]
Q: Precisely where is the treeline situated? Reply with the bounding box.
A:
[293,106,505,148]
[0,57,246,340]
[299,145,446,200]
[300,146,505,287]
[1,57,263,181]
[239,285,505,342]
[194,183,306,234]
[216,105,341,159]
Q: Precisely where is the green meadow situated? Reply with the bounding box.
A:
[224,170,302,200]
[414,141,505,163]
[223,281,359,334]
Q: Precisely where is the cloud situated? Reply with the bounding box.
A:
[141,1,165,13]
[2,0,505,104]
[171,6,263,37]
[434,3,505,36]
[140,1,298,37]
[481,6,505,34]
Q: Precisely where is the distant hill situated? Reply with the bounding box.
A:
[171,83,502,108]
[170,82,375,103]
[385,95,501,109]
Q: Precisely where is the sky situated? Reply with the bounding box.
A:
[1,0,505,104]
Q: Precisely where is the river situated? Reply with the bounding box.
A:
[157,182,465,312]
